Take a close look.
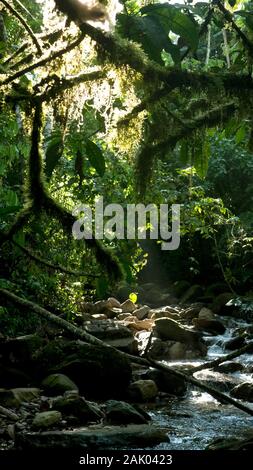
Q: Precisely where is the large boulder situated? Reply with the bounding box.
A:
[105,400,150,425]
[41,374,78,396]
[32,411,62,429]
[211,293,234,315]
[0,388,40,408]
[53,393,103,424]
[154,318,201,345]
[133,306,150,320]
[127,380,158,402]
[83,320,137,354]
[216,361,244,373]
[230,382,253,401]
[141,368,187,396]
[192,318,226,335]
[147,337,206,360]
[224,336,245,351]
[33,339,132,399]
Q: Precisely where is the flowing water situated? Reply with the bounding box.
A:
[149,318,253,450]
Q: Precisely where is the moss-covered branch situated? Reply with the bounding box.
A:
[12,240,99,278]
[0,0,42,55]
[0,32,85,87]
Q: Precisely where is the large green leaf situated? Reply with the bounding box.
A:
[117,13,181,64]
[86,139,105,177]
[193,139,210,179]
[45,132,63,179]
[141,3,199,50]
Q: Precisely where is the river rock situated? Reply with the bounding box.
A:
[91,314,108,320]
[179,285,203,304]
[16,424,169,449]
[41,374,78,396]
[33,339,132,399]
[141,368,187,396]
[154,318,201,344]
[212,293,234,314]
[127,380,158,402]
[120,300,136,313]
[224,336,245,351]
[192,318,226,335]
[122,318,154,332]
[147,337,206,360]
[53,393,103,424]
[148,310,180,321]
[206,433,253,450]
[133,306,150,320]
[107,297,121,309]
[198,307,215,320]
[217,361,244,373]
[105,400,150,424]
[181,304,203,320]
[230,382,253,401]
[0,388,40,408]
[104,308,122,319]
[117,313,133,321]
[32,411,62,429]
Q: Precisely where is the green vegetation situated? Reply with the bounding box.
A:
[0,0,253,334]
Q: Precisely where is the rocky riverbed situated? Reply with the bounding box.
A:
[1,282,253,450]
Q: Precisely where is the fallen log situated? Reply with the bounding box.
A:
[1,287,253,418]
[190,341,253,374]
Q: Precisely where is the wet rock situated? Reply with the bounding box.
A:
[122,318,154,332]
[104,336,138,355]
[91,314,108,320]
[147,337,206,360]
[0,388,40,408]
[133,306,150,320]
[16,424,169,449]
[141,368,187,396]
[198,307,215,321]
[212,293,234,315]
[32,411,62,429]
[230,382,253,401]
[192,318,226,335]
[206,434,253,450]
[105,400,150,424]
[107,297,121,309]
[154,318,201,344]
[181,305,203,320]
[41,374,78,396]
[149,310,180,321]
[117,313,133,321]
[179,285,203,304]
[127,380,158,402]
[53,393,103,424]
[33,339,132,399]
[120,300,136,313]
[217,361,244,373]
[224,336,245,351]
[104,308,122,319]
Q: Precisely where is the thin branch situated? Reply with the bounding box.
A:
[12,240,99,278]
[214,0,253,57]
[0,0,42,55]
[3,28,63,66]
[0,32,85,87]
[190,340,253,374]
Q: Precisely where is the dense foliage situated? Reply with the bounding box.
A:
[0,0,253,330]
